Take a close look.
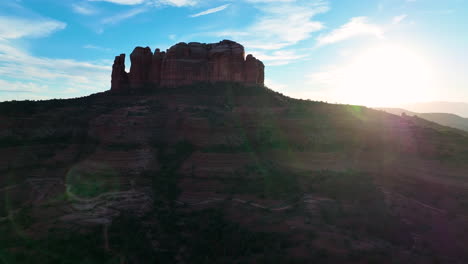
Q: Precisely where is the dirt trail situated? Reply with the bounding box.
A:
[177,195,318,212]
[384,191,446,214]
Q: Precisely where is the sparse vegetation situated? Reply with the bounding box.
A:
[225,163,301,200]
[66,166,120,198]
[1,83,467,263]
[103,142,141,151]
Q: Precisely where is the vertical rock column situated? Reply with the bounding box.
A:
[244,54,264,85]
[111,54,128,91]
[160,43,191,86]
[149,49,164,85]
[128,47,153,89]
[207,40,246,83]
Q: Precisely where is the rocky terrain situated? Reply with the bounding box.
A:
[1,42,468,263]
[111,40,264,91]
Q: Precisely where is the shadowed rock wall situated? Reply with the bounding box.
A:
[111,40,264,91]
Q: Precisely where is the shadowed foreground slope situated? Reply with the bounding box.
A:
[1,83,468,263]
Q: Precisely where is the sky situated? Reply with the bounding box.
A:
[0,0,467,108]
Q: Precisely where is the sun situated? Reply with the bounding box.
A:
[336,44,438,107]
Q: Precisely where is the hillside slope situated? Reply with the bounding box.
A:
[1,83,468,263]
[377,107,468,132]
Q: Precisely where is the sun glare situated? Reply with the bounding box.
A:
[337,44,438,107]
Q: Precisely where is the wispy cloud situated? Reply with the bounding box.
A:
[101,7,147,24]
[265,78,288,91]
[99,0,198,25]
[89,0,145,5]
[218,0,328,51]
[190,4,230,18]
[245,0,296,3]
[157,0,197,7]
[392,14,407,24]
[0,16,110,101]
[316,16,384,46]
[0,80,46,93]
[83,44,112,51]
[72,3,98,15]
[0,16,66,39]
[0,40,111,100]
[202,0,328,67]
[0,41,110,88]
[421,9,455,15]
[89,0,196,6]
[251,50,308,66]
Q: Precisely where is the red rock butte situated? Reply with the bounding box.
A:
[111,40,265,91]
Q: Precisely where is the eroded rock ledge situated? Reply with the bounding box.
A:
[110,40,264,91]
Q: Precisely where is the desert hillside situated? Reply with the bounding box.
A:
[1,83,468,263]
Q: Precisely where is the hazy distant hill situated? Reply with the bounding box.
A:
[377,107,468,132]
[399,102,468,118]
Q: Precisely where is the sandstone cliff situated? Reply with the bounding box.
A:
[111,40,264,91]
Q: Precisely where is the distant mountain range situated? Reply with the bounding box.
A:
[398,102,468,118]
[376,107,468,132]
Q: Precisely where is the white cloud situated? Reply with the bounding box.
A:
[0,16,110,101]
[83,44,112,51]
[251,50,308,66]
[72,3,98,15]
[316,17,384,46]
[265,78,288,90]
[0,41,110,86]
[184,0,326,67]
[307,66,343,86]
[99,0,198,25]
[90,0,196,6]
[88,0,145,5]
[392,14,407,24]
[205,0,328,67]
[246,0,296,2]
[102,7,147,24]
[0,80,46,93]
[0,16,66,39]
[218,0,328,50]
[157,0,197,7]
[190,4,230,17]
[0,40,111,101]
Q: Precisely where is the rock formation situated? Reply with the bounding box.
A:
[110,40,264,91]
[128,47,152,88]
[111,54,128,91]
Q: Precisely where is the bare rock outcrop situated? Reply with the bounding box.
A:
[128,47,153,88]
[110,54,128,91]
[149,49,165,84]
[110,40,264,91]
[245,54,265,85]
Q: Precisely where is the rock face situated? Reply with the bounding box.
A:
[111,54,128,91]
[110,40,264,91]
[128,47,153,88]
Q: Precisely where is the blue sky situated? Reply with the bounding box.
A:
[0,0,467,107]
